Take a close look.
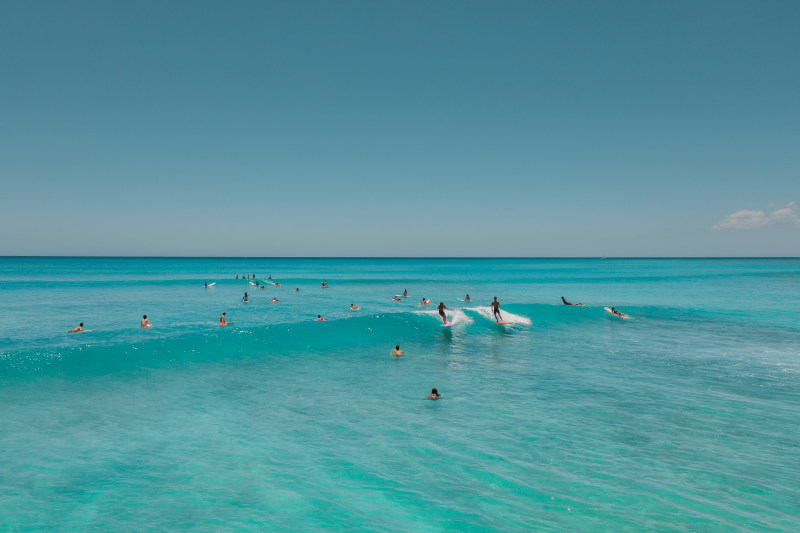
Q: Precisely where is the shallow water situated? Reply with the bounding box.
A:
[1,258,799,531]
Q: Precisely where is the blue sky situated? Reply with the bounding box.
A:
[1,1,798,256]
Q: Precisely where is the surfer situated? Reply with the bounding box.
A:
[428,387,440,399]
[491,297,503,321]
[294,288,300,292]
[391,296,403,301]
[204,282,208,287]
[464,294,470,302]
[271,298,279,303]
[219,312,229,325]
[437,301,449,324]
[392,345,404,356]
[243,292,249,302]
[141,315,152,328]
[67,323,84,333]
[349,303,359,310]
[420,298,430,306]
[403,289,408,297]
[610,307,628,318]
[561,296,585,306]
[316,315,327,321]
[321,280,328,288]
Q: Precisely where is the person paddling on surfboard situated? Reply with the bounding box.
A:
[437,301,449,324]
[67,323,84,333]
[491,297,503,322]
[561,296,585,306]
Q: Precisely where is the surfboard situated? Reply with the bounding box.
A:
[442,322,453,327]
[496,321,511,325]
[205,282,216,287]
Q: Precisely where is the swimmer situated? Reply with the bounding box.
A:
[561,296,585,306]
[141,315,152,328]
[321,280,328,288]
[271,298,279,303]
[464,293,470,302]
[349,303,360,310]
[419,298,430,306]
[219,312,230,325]
[437,301,449,324]
[316,315,327,321]
[391,345,404,356]
[243,292,249,302]
[67,323,84,333]
[427,387,440,399]
[491,297,502,321]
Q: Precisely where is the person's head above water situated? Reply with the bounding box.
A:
[431,387,438,395]
[79,323,83,327]
[143,315,147,319]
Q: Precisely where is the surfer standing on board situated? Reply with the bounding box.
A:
[491,297,503,322]
[437,301,449,324]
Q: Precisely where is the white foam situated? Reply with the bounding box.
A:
[415,308,473,325]
[466,306,532,325]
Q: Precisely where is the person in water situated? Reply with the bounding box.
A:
[464,294,470,302]
[67,323,84,333]
[391,345,404,356]
[243,292,249,302]
[271,298,279,303]
[437,301,449,324]
[391,296,402,301]
[219,312,229,325]
[321,280,328,288]
[428,387,440,399]
[610,307,627,317]
[403,289,408,297]
[204,282,208,287]
[349,303,359,310]
[420,298,430,306]
[141,315,152,328]
[294,288,300,292]
[316,315,327,321]
[561,296,585,306]
[491,297,502,321]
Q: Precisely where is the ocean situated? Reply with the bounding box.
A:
[1,257,798,531]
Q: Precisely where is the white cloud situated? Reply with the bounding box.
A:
[712,203,800,231]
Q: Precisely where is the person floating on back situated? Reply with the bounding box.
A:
[428,387,440,399]
[67,323,84,333]
[561,296,585,306]
[391,345,404,356]
[141,315,152,328]
[219,312,230,325]
[491,297,502,322]
[437,301,449,324]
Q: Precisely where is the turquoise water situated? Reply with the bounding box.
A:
[1,257,799,531]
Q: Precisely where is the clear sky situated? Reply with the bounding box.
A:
[1,1,798,256]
